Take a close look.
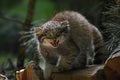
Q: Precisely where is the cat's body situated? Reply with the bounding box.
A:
[34,11,106,80]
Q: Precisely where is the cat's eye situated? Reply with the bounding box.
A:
[45,33,54,39]
[44,32,51,37]
[47,34,52,37]
[62,27,68,33]
[37,32,48,41]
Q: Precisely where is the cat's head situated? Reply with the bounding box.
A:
[34,20,70,48]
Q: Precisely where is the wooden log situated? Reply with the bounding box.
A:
[0,74,8,80]
[52,65,104,80]
[16,45,120,80]
[16,61,104,80]
[104,45,120,80]
[16,61,44,80]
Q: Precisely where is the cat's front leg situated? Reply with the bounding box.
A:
[43,63,54,80]
[43,54,61,80]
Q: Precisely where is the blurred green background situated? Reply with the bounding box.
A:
[0,0,105,63]
[0,0,120,79]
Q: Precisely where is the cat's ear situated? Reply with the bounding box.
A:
[60,20,70,27]
[34,27,42,37]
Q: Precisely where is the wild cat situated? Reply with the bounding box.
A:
[22,11,106,80]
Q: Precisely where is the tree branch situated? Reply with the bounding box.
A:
[23,0,36,30]
[17,0,36,69]
[0,12,24,25]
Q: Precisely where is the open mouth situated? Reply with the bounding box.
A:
[50,39,59,47]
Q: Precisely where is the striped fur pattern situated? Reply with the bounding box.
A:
[34,11,106,80]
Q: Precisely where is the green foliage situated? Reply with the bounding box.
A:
[102,5,120,53]
[0,0,57,53]
[34,0,56,21]
[104,23,120,52]
[0,0,23,12]
[1,0,56,22]
[0,56,16,80]
[102,6,120,24]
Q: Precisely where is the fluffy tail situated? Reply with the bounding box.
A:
[93,27,107,64]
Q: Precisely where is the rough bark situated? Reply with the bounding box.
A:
[16,62,104,80]
[104,45,120,80]
[16,45,120,80]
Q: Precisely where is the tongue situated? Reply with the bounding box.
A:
[51,40,59,47]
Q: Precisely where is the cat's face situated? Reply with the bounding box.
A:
[35,20,70,48]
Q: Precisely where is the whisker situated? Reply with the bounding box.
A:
[19,34,33,41]
[20,28,40,54]
[19,31,35,35]
[22,38,35,46]
[25,39,38,53]
[26,39,36,47]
